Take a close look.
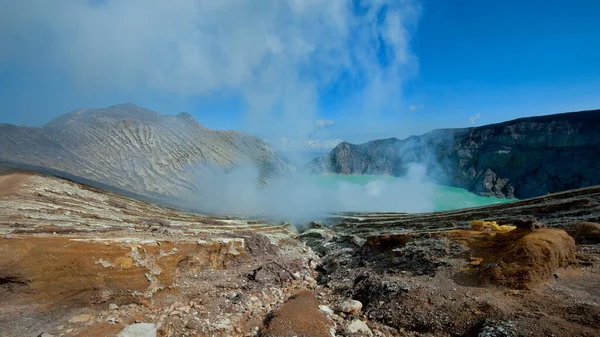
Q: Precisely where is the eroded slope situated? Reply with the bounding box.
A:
[0,103,290,202]
[0,168,312,337]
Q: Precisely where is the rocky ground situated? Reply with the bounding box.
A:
[1,167,599,336]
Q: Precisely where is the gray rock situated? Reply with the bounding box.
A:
[116,323,157,337]
[186,319,200,330]
[338,299,363,314]
[477,320,517,337]
[304,275,316,284]
[345,319,372,336]
[393,237,452,276]
[109,303,119,310]
[567,222,600,244]
[318,305,334,316]
[209,317,233,331]
[298,227,336,254]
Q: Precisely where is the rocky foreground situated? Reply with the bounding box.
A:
[1,168,599,337]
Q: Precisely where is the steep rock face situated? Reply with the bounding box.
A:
[0,103,290,201]
[308,109,600,198]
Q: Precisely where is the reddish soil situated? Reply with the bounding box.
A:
[0,170,32,197]
[451,228,576,289]
[261,290,333,337]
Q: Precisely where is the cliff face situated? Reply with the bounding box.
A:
[308,109,600,198]
[0,103,290,201]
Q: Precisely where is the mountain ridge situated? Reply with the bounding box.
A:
[308,109,600,198]
[0,103,291,205]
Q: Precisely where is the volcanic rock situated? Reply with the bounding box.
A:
[2,165,600,337]
[510,216,545,230]
[567,222,600,244]
[345,319,373,336]
[337,299,363,314]
[302,194,600,337]
[0,168,309,337]
[308,109,600,198]
[116,323,156,337]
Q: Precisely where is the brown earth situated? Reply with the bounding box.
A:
[450,228,576,289]
[0,169,32,197]
[568,222,600,244]
[0,236,242,309]
[261,290,333,337]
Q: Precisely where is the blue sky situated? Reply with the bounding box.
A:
[1,0,599,148]
[406,0,600,127]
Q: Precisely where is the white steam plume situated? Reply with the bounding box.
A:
[187,163,434,222]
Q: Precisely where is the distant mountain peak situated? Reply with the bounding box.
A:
[101,103,159,119]
[177,112,193,119]
[46,104,163,127]
[1,104,291,203]
[107,102,143,110]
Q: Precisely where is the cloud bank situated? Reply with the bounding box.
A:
[1,0,421,141]
[0,0,433,220]
[470,112,481,125]
[315,119,335,128]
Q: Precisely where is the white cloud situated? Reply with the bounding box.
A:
[408,104,424,111]
[264,137,343,151]
[0,0,420,139]
[306,138,344,150]
[315,119,335,128]
[470,112,481,125]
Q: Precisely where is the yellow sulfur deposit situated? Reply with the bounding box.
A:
[470,220,516,233]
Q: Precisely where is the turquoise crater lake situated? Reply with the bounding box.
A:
[304,174,517,212]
